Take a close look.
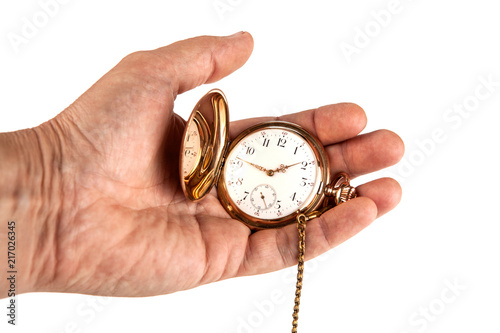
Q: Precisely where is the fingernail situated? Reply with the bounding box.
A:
[228,31,246,37]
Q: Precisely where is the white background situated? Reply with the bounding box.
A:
[1,0,499,332]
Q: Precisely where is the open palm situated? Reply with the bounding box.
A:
[32,32,403,296]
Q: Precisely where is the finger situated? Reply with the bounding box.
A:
[237,175,402,276]
[327,129,405,178]
[237,197,377,276]
[229,103,367,145]
[356,178,402,218]
[119,32,254,95]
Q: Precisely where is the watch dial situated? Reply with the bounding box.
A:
[181,120,201,178]
[222,127,321,220]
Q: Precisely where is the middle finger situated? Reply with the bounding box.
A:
[327,129,404,178]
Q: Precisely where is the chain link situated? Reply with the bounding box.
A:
[292,213,307,333]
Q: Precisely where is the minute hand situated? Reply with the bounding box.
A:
[236,157,268,172]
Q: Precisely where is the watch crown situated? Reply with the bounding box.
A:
[324,172,357,206]
[338,185,357,203]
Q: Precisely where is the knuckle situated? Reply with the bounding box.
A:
[119,50,171,78]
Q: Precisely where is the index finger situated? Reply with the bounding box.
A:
[229,103,367,145]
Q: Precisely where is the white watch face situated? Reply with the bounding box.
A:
[223,127,322,220]
[181,120,201,177]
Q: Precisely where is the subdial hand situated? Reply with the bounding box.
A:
[260,192,267,208]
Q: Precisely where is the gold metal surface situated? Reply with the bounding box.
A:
[325,172,357,205]
[180,89,229,201]
[217,121,330,229]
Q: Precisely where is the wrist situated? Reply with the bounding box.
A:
[0,122,65,295]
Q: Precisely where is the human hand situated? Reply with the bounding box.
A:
[0,32,403,297]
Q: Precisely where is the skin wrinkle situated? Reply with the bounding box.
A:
[49,208,63,290]
[316,214,335,254]
[79,167,167,213]
[165,203,198,289]
[220,241,238,280]
[339,140,353,177]
[33,211,58,291]
[194,214,214,286]
[310,106,321,143]
[219,223,246,281]
[151,209,174,291]
[55,207,96,292]
[207,48,219,86]
[275,227,295,269]
[60,200,131,293]
[29,127,57,291]
[212,228,231,283]
[91,215,143,295]
[62,109,101,158]
[237,238,252,277]
[167,56,181,97]
[110,212,151,295]
[46,121,67,289]
[110,229,150,296]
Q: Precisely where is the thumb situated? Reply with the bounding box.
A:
[118,32,254,96]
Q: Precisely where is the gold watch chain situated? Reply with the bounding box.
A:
[291,173,356,332]
[292,213,307,333]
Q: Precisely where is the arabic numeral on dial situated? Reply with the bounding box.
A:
[236,178,244,185]
[275,200,281,209]
[243,191,249,200]
[263,138,270,147]
[300,178,313,187]
[246,147,255,155]
[294,146,298,155]
[291,192,296,201]
[301,161,308,170]
[277,138,287,147]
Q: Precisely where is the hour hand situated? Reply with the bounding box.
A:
[273,162,302,173]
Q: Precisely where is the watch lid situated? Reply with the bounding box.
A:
[180,89,229,201]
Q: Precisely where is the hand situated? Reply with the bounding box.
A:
[0,32,404,297]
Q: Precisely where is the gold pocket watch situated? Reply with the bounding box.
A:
[180,89,356,331]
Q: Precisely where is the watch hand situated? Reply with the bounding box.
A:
[260,192,267,208]
[236,157,268,172]
[273,162,302,173]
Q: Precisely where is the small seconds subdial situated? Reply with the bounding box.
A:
[250,184,277,210]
